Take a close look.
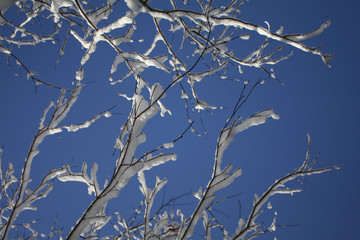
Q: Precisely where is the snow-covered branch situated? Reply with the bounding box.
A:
[0,0,340,239]
[64,81,177,239]
[231,134,342,240]
[0,81,113,239]
[176,109,279,240]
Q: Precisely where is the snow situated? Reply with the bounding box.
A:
[43,167,68,182]
[0,44,10,54]
[158,101,172,116]
[124,0,141,13]
[193,187,204,201]
[50,0,73,23]
[235,218,245,235]
[81,43,97,66]
[189,56,230,82]
[64,111,111,132]
[181,90,189,99]
[276,26,284,35]
[284,19,331,41]
[137,132,146,144]
[110,54,125,75]
[118,93,132,100]
[216,110,279,173]
[75,67,84,81]
[98,14,133,35]
[153,212,169,235]
[195,101,217,111]
[150,83,165,104]
[144,32,163,56]
[143,153,177,171]
[113,26,135,45]
[0,1,340,238]
[210,17,332,67]
[138,171,168,238]
[70,30,91,49]
[163,142,174,149]
[268,212,277,232]
[38,101,54,130]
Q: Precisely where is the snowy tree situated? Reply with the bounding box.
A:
[0,0,341,239]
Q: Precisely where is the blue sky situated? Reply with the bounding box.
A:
[0,0,359,239]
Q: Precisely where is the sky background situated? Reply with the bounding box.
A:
[0,0,359,239]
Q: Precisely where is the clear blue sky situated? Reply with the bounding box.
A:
[0,0,359,239]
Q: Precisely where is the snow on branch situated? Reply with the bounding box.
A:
[65,81,178,239]
[138,171,167,239]
[175,109,278,240]
[0,81,114,238]
[58,163,101,196]
[283,19,331,41]
[0,0,340,239]
[209,17,333,67]
[231,135,342,240]
[137,0,332,72]
[216,109,280,174]
[63,109,112,132]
